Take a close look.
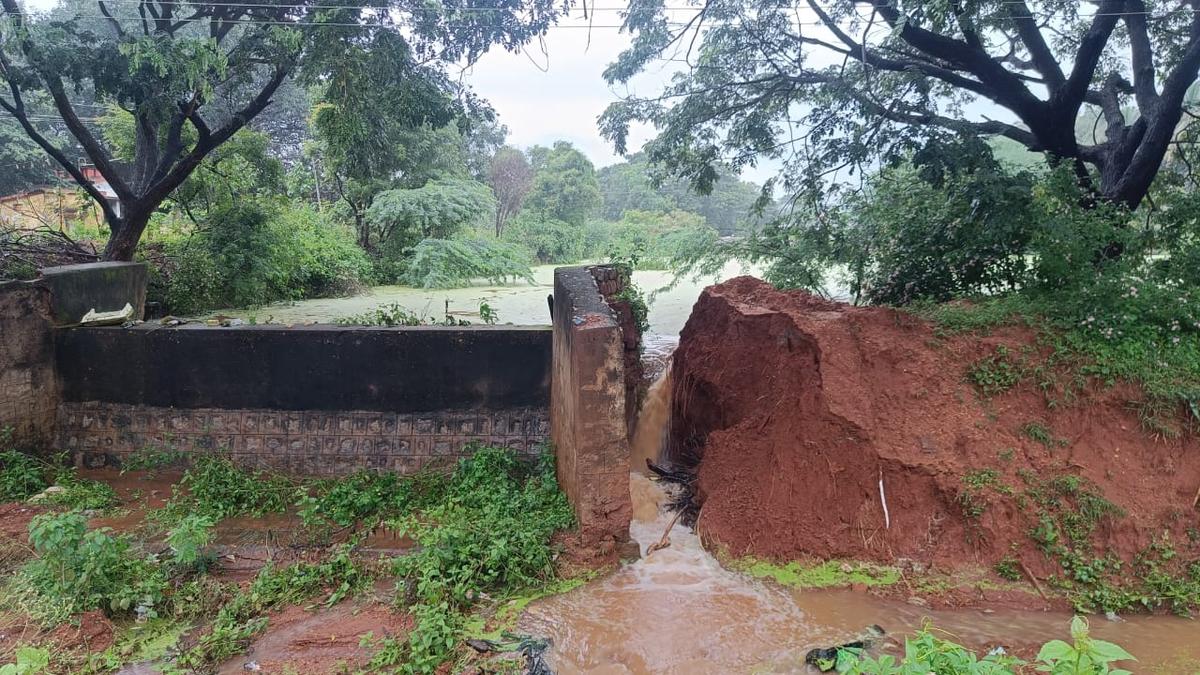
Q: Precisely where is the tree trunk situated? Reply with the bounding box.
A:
[100,208,151,261]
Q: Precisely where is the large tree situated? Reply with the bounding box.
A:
[0,0,566,260]
[487,145,534,236]
[602,0,1200,212]
[523,141,601,225]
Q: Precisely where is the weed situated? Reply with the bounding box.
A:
[0,449,47,503]
[42,474,118,511]
[16,512,165,623]
[735,558,901,589]
[296,469,448,530]
[1021,421,1065,448]
[177,547,368,669]
[166,514,215,571]
[967,345,1024,396]
[994,556,1022,582]
[957,469,1011,520]
[383,446,574,673]
[1,646,50,675]
[121,443,188,474]
[998,448,1015,462]
[161,455,293,523]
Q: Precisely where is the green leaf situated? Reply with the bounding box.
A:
[1036,639,1075,662]
[1088,640,1136,663]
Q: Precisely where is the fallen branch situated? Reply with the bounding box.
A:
[646,509,683,556]
[1019,560,1050,601]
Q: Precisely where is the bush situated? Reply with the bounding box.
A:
[159,202,370,314]
[162,455,293,523]
[0,438,47,502]
[20,512,165,620]
[398,238,534,289]
[502,213,585,263]
[603,209,717,270]
[386,447,574,672]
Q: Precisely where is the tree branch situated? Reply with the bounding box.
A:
[1005,0,1066,89]
[1124,0,1160,111]
[1058,0,1124,111]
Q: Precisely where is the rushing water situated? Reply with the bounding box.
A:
[520,363,1200,674]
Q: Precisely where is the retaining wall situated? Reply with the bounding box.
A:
[0,281,58,449]
[551,266,634,548]
[55,324,552,474]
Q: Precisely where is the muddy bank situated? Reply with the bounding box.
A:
[668,277,1200,584]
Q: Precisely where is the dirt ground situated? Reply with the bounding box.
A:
[670,277,1200,580]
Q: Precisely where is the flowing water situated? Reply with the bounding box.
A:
[520,364,1200,674]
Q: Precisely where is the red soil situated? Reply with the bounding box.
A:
[670,277,1200,577]
[217,599,412,674]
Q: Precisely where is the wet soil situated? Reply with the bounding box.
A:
[669,277,1200,579]
[216,593,412,674]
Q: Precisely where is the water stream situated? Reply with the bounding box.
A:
[520,355,1200,674]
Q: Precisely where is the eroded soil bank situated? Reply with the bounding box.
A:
[668,277,1200,604]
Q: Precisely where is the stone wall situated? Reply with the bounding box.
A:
[551,265,633,549]
[55,324,552,474]
[0,281,58,449]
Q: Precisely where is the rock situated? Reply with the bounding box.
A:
[617,539,642,563]
[27,485,66,504]
[906,596,929,608]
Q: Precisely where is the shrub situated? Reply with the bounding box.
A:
[0,448,46,503]
[386,447,574,672]
[162,455,293,523]
[502,214,585,263]
[160,202,370,314]
[398,238,534,289]
[21,512,165,620]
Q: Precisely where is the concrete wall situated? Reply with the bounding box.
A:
[551,266,633,548]
[55,324,552,474]
[0,281,59,449]
[39,262,147,325]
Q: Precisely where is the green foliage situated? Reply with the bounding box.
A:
[736,558,900,589]
[0,447,47,503]
[336,302,427,326]
[0,646,50,675]
[179,548,368,669]
[398,238,534,289]
[162,202,370,314]
[957,469,1010,520]
[968,346,1025,396]
[597,152,766,235]
[611,260,651,335]
[1021,422,1064,448]
[163,455,292,523]
[523,142,602,226]
[502,214,585,264]
[994,556,1022,582]
[601,210,718,270]
[836,618,1135,674]
[370,179,496,249]
[385,447,574,672]
[1035,616,1136,675]
[42,475,118,511]
[297,470,448,529]
[166,515,215,569]
[21,513,165,621]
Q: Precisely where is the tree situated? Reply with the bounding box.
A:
[366,178,495,253]
[0,0,566,260]
[597,152,767,234]
[601,0,1200,214]
[487,146,534,236]
[522,141,601,226]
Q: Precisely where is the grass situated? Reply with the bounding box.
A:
[967,345,1024,396]
[733,558,901,589]
[915,294,1200,437]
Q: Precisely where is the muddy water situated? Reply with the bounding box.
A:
[522,364,1200,674]
[522,474,1200,673]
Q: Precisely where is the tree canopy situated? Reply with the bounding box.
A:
[602,0,1200,213]
[523,141,601,225]
[0,0,567,260]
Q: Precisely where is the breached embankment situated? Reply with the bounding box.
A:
[668,276,1200,580]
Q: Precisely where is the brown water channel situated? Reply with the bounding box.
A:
[521,359,1200,674]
